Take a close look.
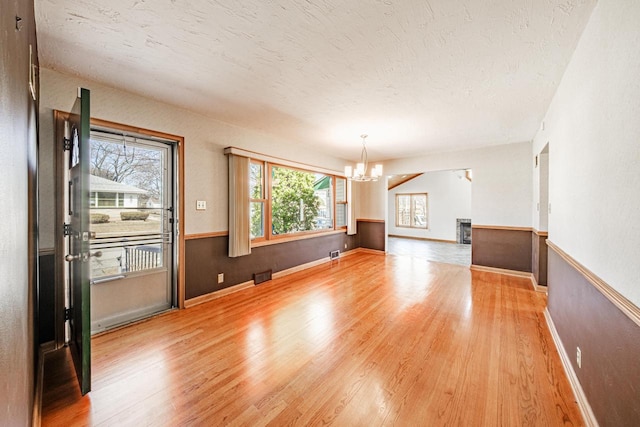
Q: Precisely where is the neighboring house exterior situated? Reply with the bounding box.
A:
[90,175,147,208]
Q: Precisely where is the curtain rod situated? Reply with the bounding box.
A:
[224,146,344,177]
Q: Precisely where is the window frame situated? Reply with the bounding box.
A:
[249,160,347,246]
[395,193,428,229]
[249,160,268,243]
[335,177,347,228]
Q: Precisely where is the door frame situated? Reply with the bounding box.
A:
[54,112,185,349]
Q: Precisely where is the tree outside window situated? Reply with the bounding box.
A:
[271,166,320,235]
[248,160,345,242]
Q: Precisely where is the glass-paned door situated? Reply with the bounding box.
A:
[87,130,176,332]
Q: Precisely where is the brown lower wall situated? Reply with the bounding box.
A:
[357,220,385,251]
[532,233,548,286]
[547,245,640,426]
[38,252,56,344]
[185,232,357,299]
[471,228,532,272]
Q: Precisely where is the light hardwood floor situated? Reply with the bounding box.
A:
[41,252,583,426]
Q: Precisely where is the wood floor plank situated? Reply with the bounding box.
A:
[41,252,583,426]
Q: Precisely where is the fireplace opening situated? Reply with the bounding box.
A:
[456,218,472,244]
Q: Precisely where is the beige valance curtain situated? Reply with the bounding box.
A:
[228,154,251,257]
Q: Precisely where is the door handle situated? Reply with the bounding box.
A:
[65,251,102,262]
[65,254,81,262]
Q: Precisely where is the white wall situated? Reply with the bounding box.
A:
[38,69,347,248]
[532,0,640,307]
[369,141,532,228]
[387,170,471,241]
[353,178,387,221]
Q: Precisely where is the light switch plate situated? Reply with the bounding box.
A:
[196,200,207,210]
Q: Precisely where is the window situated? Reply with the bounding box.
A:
[396,193,428,229]
[335,177,347,227]
[90,191,126,207]
[247,160,346,243]
[250,161,266,240]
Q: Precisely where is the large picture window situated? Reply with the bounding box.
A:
[396,193,428,229]
[248,160,346,243]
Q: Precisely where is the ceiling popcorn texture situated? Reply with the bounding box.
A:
[35,0,597,161]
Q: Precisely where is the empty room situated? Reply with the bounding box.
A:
[2,0,639,426]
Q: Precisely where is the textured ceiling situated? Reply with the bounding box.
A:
[35,0,596,161]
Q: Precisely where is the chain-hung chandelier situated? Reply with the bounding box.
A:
[344,134,383,181]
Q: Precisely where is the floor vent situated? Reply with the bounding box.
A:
[330,250,340,260]
[254,270,272,285]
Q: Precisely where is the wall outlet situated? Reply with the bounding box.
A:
[576,347,582,368]
[344,243,347,249]
[196,200,207,210]
[217,273,224,284]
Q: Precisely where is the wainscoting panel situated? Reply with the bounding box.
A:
[547,243,640,426]
[38,251,56,344]
[357,220,385,251]
[471,226,532,273]
[532,231,548,286]
[185,233,357,299]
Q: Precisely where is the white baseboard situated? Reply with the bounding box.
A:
[470,264,531,278]
[33,341,56,427]
[91,302,172,333]
[529,273,548,293]
[184,248,381,308]
[184,280,254,308]
[470,264,550,293]
[544,308,598,427]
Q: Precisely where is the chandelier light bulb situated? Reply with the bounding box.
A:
[344,134,382,182]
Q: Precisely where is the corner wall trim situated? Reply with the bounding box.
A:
[272,257,332,279]
[544,309,598,427]
[356,218,385,223]
[184,280,255,308]
[529,273,547,293]
[470,264,532,278]
[184,231,229,240]
[388,234,456,244]
[547,240,640,327]
[353,248,386,255]
[470,264,546,292]
[471,225,533,231]
[33,341,56,427]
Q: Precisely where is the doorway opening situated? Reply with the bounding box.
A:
[386,169,472,266]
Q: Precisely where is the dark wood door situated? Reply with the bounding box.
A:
[66,88,91,395]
